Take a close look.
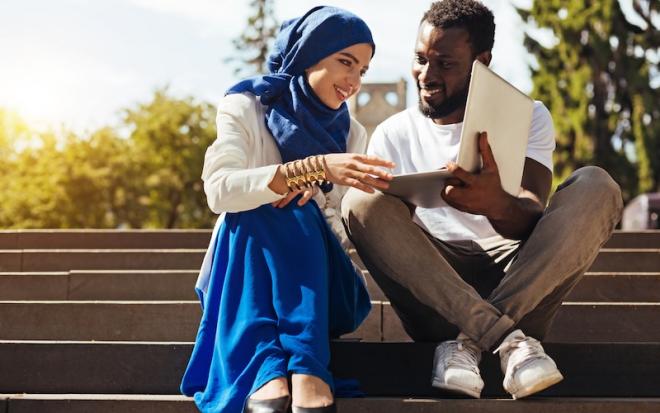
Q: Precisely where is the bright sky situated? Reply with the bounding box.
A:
[0,0,546,133]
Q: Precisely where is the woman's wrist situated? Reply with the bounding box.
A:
[282,155,327,192]
[268,164,290,195]
[268,155,328,196]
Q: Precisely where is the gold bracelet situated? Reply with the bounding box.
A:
[284,155,327,192]
[315,155,327,184]
[296,159,312,188]
[305,155,326,185]
[284,161,306,191]
[304,156,319,186]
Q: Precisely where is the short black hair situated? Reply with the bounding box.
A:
[421,0,495,55]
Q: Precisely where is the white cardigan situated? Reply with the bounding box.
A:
[195,92,368,298]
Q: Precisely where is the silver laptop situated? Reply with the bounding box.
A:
[383,60,534,208]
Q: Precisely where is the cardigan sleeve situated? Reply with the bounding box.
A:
[202,94,284,214]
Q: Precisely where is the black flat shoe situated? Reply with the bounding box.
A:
[292,403,336,413]
[243,395,291,413]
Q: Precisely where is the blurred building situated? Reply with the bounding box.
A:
[349,79,407,141]
[622,193,660,230]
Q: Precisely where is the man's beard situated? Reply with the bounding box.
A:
[417,78,470,120]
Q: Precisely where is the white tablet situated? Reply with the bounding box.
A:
[383,60,534,208]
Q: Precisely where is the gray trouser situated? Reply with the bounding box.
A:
[341,166,623,351]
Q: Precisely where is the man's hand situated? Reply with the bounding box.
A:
[441,131,509,219]
[441,131,551,240]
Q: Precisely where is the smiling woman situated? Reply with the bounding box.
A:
[178,6,397,413]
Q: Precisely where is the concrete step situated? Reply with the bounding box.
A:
[0,248,657,273]
[566,272,660,302]
[333,342,660,398]
[589,249,660,272]
[2,301,660,343]
[0,301,202,342]
[0,230,212,250]
[382,301,660,342]
[3,395,660,413]
[0,270,199,300]
[0,271,70,300]
[0,301,380,342]
[547,302,660,342]
[1,394,197,413]
[0,341,190,394]
[604,231,660,248]
[1,230,658,249]
[1,341,658,397]
[334,397,660,413]
[3,270,660,302]
[0,249,206,272]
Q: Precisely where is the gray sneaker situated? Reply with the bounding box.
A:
[494,329,564,399]
[431,335,484,398]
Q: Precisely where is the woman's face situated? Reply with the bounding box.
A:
[305,43,373,110]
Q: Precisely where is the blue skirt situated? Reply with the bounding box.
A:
[180,200,371,412]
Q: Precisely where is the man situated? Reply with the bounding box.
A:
[341,0,623,400]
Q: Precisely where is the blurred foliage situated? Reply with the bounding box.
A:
[517,0,659,201]
[0,90,217,229]
[0,0,279,229]
[226,0,279,76]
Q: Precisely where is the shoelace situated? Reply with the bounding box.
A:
[443,340,480,373]
[493,336,545,373]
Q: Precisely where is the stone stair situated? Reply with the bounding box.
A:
[0,229,659,412]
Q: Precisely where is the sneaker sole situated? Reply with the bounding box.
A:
[510,371,564,400]
[431,379,482,399]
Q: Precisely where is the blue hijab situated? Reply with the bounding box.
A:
[226,6,375,165]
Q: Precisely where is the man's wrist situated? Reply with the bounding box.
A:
[487,191,513,222]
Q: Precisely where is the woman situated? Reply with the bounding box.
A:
[180,6,395,413]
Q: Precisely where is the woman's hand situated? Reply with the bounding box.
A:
[272,186,319,208]
[268,153,396,196]
[323,153,395,193]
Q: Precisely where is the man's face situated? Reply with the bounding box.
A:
[412,22,475,122]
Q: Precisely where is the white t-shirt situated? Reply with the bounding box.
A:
[368,102,555,241]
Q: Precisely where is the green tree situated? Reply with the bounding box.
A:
[517,0,659,200]
[0,109,29,170]
[123,89,217,228]
[226,0,279,76]
[0,130,66,228]
[0,89,218,229]
[57,128,139,228]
